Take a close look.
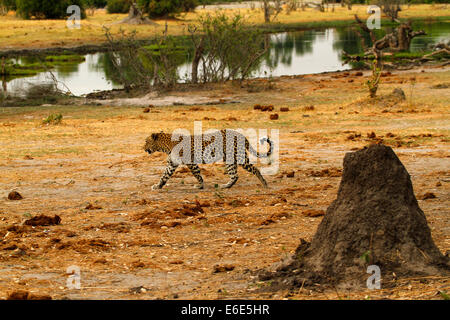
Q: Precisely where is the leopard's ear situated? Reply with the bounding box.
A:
[151,133,160,140]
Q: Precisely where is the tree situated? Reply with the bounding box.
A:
[343,15,426,98]
[106,0,130,13]
[16,0,87,19]
[0,0,16,15]
[137,0,197,18]
[378,0,402,22]
[262,0,282,23]
[84,0,107,15]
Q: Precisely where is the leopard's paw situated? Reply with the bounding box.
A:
[151,184,162,190]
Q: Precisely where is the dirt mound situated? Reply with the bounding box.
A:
[260,144,449,290]
[346,87,406,110]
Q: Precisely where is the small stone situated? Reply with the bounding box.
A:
[419,192,436,200]
[213,264,235,273]
[8,191,23,201]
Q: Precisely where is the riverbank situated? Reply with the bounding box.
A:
[0,4,449,53]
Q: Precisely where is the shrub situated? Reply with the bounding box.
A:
[103,27,187,89]
[42,113,63,125]
[16,0,87,19]
[190,12,267,83]
[106,0,130,13]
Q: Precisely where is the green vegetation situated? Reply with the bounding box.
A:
[42,113,63,125]
[0,54,86,78]
[45,55,86,63]
[137,0,197,18]
[106,0,130,13]
[15,0,87,19]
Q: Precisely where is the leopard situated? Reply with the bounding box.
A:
[144,129,273,190]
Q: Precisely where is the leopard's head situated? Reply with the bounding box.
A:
[144,132,166,155]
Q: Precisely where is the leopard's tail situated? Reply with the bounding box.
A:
[246,137,273,158]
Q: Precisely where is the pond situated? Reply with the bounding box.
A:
[2,21,449,97]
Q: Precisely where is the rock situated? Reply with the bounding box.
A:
[7,290,52,300]
[24,215,61,226]
[213,264,235,273]
[391,88,406,100]
[8,191,23,200]
[270,114,279,120]
[286,171,295,178]
[419,192,436,200]
[129,286,149,294]
[85,203,102,210]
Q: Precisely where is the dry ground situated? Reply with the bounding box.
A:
[0,4,449,50]
[0,66,449,300]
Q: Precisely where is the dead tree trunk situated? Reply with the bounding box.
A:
[262,0,282,23]
[374,21,426,52]
[119,2,158,25]
[263,0,271,23]
[191,37,205,84]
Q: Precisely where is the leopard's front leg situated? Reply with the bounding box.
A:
[152,157,179,190]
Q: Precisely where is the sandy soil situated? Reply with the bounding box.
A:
[0,66,449,300]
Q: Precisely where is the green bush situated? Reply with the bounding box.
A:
[42,113,63,125]
[84,0,108,8]
[138,0,197,18]
[106,0,130,13]
[16,0,87,19]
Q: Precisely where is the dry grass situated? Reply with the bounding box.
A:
[0,4,449,50]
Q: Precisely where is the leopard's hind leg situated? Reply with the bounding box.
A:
[186,164,204,189]
[241,159,268,188]
[221,163,238,189]
[152,158,178,190]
